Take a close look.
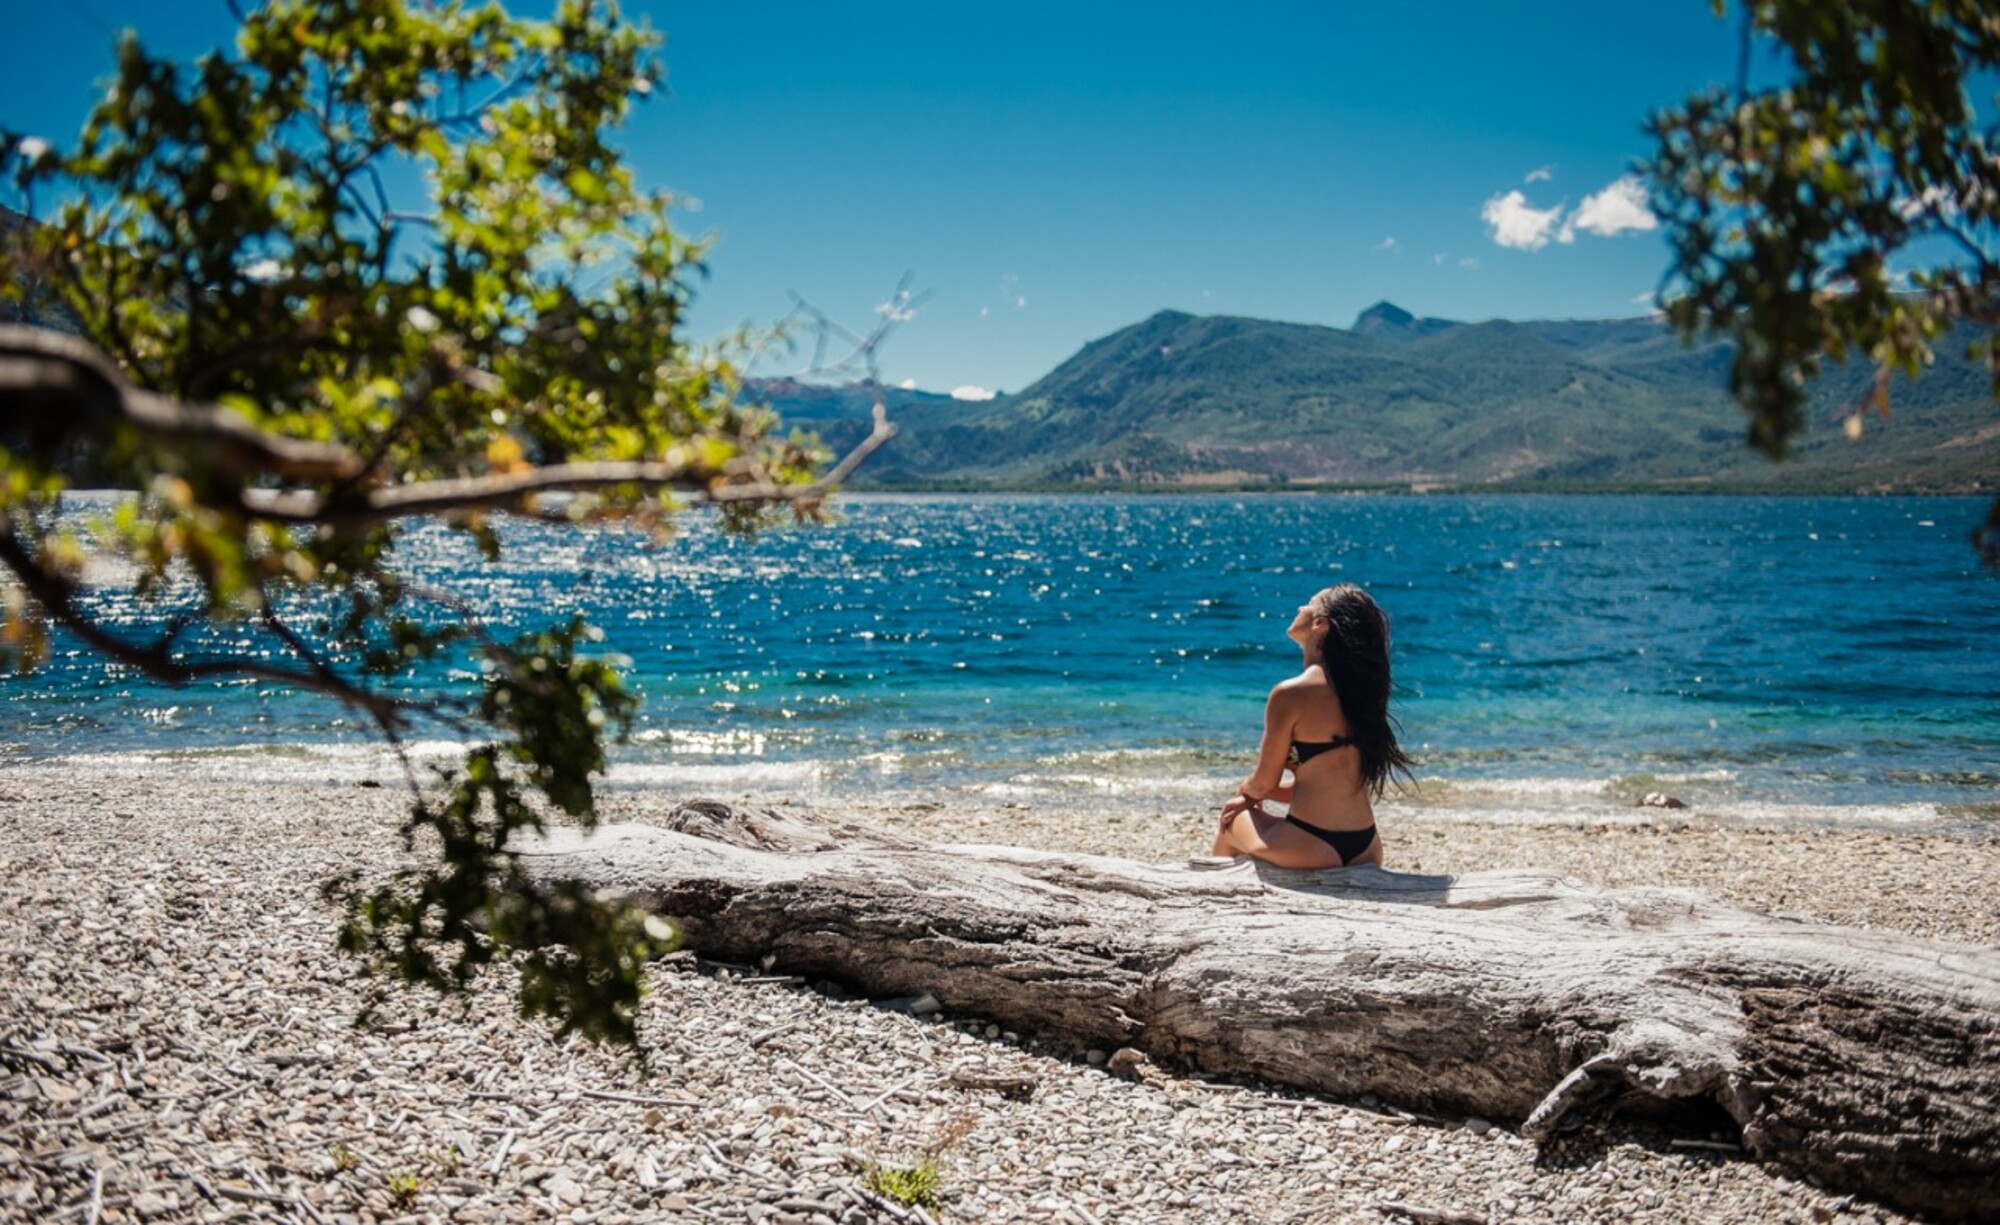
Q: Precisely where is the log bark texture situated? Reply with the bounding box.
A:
[520,804,2000,1221]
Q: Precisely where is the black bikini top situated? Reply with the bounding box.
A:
[1288,734,1357,767]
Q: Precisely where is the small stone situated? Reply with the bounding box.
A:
[1637,791,1688,809]
[33,1077,79,1103]
[1464,1117,1493,1136]
[545,1172,585,1206]
[1106,1048,1156,1081]
[131,1192,171,1218]
[1085,1049,1107,1066]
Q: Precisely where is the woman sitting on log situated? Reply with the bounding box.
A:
[1212,584,1411,868]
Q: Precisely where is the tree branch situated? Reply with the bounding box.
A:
[0,324,897,525]
[0,524,405,729]
[0,325,361,481]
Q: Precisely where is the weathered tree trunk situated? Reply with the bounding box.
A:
[520,803,2000,1222]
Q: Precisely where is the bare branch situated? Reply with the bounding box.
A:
[0,524,404,728]
[240,402,899,525]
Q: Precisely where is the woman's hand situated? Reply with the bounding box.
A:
[1219,792,1263,827]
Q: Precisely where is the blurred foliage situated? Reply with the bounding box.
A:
[1647,0,1999,562]
[0,0,834,1043]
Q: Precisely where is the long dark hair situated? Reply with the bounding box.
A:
[1309,584,1413,797]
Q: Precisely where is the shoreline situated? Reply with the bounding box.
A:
[2,775,1993,1223]
[5,752,1992,836]
[833,484,1996,499]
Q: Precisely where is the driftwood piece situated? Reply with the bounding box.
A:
[520,804,2000,1221]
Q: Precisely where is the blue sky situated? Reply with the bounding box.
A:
[4,1,1754,394]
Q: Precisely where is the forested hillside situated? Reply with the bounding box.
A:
[785,304,1997,492]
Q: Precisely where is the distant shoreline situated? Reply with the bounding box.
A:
[842,480,1991,497]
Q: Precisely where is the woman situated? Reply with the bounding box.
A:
[1211,584,1411,868]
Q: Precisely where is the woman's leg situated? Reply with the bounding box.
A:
[1212,807,1345,870]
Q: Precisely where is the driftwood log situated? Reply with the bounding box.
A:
[520,803,2000,1222]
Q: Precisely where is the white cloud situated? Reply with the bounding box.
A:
[1458,256,1480,271]
[1015,295,1028,309]
[1431,253,1447,267]
[899,377,917,390]
[14,136,49,161]
[1525,165,1554,184]
[951,384,997,402]
[1629,290,1656,306]
[243,258,285,283]
[1564,175,1657,240]
[1375,236,1398,251]
[978,306,990,318]
[1481,190,1563,250]
[1481,175,1659,252]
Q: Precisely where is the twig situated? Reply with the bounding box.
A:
[780,1059,856,1107]
[487,1128,515,1176]
[0,1043,63,1073]
[83,1166,102,1225]
[853,1187,915,1222]
[58,1042,110,1067]
[1669,1138,1744,1154]
[855,1074,926,1115]
[699,1136,787,1190]
[210,1182,296,1207]
[1377,1202,1487,1225]
[574,1088,700,1108]
[947,1069,1037,1099]
[188,1174,219,1206]
[748,1021,805,1049]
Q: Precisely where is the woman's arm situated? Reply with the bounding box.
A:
[1235,683,1295,802]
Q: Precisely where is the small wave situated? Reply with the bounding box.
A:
[605,760,820,788]
[1391,794,1949,832]
[1020,771,1228,797]
[629,727,772,756]
[25,738,474,784]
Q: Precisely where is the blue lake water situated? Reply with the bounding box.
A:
[6,493,1997,828]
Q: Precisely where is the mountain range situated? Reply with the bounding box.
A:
[770,302,1997,493]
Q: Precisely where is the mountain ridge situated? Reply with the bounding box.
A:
[775,303,1995,493]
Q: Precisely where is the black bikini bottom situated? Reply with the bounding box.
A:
[1283,816,1378,865]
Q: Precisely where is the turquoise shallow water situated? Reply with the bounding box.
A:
[5,493,1997,827]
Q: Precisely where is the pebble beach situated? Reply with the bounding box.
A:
[1,774,1994,1225]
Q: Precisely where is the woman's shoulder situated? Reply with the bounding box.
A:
[1269,665,1329,698]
